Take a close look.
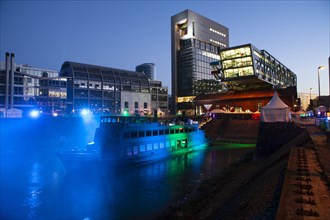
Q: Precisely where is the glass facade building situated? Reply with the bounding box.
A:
[171,9,229,115]
[59,61,151,115]
[211,44,297,90]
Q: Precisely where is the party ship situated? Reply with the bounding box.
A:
[57,116,209,168]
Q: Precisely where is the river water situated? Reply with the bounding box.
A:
[1,140,254,220]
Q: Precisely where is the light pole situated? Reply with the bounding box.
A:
[309,88,313,108]
[317,66,325,105]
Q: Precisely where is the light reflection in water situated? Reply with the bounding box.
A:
[22,162,42,219]
[1,141,255,219]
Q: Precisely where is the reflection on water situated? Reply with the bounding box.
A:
[1,142,254,219]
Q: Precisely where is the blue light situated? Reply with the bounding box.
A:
[29,110,40,118]
[81,108,91,116]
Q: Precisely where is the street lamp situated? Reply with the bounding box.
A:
[317,66,325,105]
[309,87,313,106]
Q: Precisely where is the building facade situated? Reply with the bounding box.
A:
[59,61,153,116]
[0,52,66,116]
[171,9,229,115]
[298,92,318,111]
[211,44,297,91]
[135,63,156,81]
[149,80,168,115]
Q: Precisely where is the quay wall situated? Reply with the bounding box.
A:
[256,122,309,156]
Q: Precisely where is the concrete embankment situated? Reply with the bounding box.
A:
[202,118,260,143]
[160,119,330,219]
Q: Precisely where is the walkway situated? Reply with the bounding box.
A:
[276,126,330,220]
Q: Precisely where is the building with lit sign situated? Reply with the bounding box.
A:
[171,9,229,115]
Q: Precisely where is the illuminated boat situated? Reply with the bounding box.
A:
[57,116,209,166]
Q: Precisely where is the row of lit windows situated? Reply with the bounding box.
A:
[220,47,251,60]
[126,139,188,156]
[210,39,226,47]
[209,28,226,37]
[123,126,196,139]
[224,66,254,78]
[222,57,253,69]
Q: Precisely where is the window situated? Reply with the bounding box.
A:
[153,143,159,150]
[144,102,147,109]
[153,130,158,136]
[140,144,146,152]
[125,101,129,108]
[131,131,138,138]
[135,102,138,108]
[138,131,145,137]
[147,144,152,151]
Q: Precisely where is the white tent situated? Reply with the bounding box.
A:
[260,91,290,122]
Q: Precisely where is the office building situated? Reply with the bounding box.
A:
[194,44,298,115]
[0,52,66,117]
[211,44,297,91]
[136,63,156,80]
[59,61,152,116]
[171,9,229,115]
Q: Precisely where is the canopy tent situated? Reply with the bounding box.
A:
[260,91,290,122]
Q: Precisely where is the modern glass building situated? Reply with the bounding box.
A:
[171,9,229,115]
[211,44,297,90]
[59,61,151,115]
[135,63,156,81]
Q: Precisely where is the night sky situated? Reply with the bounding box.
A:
[1,0,329,95]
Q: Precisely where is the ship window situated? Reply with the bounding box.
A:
[166,141,170,147]
[179,128,183,133]
[123,132,129,138]
[146,130,152,136]
[153,130,158,136]
[182,140,187,148]
[175,128,179,134]
[170,129,174,134]
[153,143,159,149]
[160,142,164,148]
[188,127,192,132]
[171,140,175,147]
[131,131,138,138]
[140,144,146,152]
[138,131,145,137]
[133,146,138,155]
[185,127,189,133]
[147,144,152,151]
[159,130,164,135]
[126,147,132,156]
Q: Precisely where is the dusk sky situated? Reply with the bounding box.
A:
[1,1,329,96]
